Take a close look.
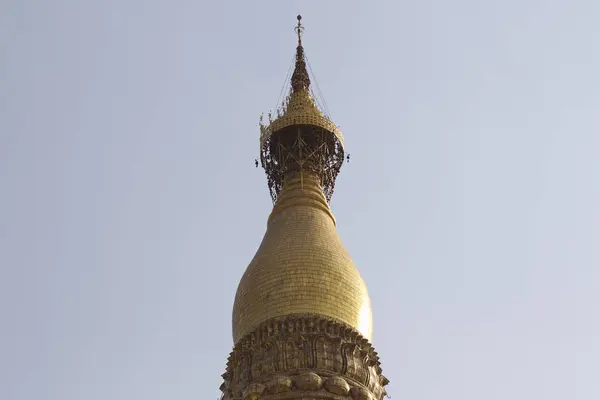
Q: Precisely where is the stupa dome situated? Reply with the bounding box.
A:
[232,174,373,344]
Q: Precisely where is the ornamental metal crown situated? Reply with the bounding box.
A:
[259,15,346,204]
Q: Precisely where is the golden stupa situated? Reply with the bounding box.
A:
[221,16,388,400]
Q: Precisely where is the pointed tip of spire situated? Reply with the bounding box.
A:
[291,15,310,93]
[295,14,304,46]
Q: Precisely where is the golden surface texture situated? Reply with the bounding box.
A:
[232,173,372,344]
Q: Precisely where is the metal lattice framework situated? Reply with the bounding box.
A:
[260,124,344,203]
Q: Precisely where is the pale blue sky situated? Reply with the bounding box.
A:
[1,1,599,399]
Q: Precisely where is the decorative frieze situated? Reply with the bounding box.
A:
[221,315,389,400]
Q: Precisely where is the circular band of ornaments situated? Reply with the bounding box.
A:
[295,372,323,391]
[248,374,373,399]
[323,376,350,396]
[243,383,265,400]
[350,386,373,400]
[266,376,293,394]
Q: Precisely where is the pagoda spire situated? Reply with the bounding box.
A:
[220,15,389,400]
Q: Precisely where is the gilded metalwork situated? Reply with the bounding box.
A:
[259,15,345,203]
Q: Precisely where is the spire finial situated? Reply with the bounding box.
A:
[295,15,304,46]
[258,16,346,204]
[291,15,310,93]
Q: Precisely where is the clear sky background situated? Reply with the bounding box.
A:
[1,1,599,399]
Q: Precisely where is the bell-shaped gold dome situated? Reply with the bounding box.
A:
[232,173,373,344]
